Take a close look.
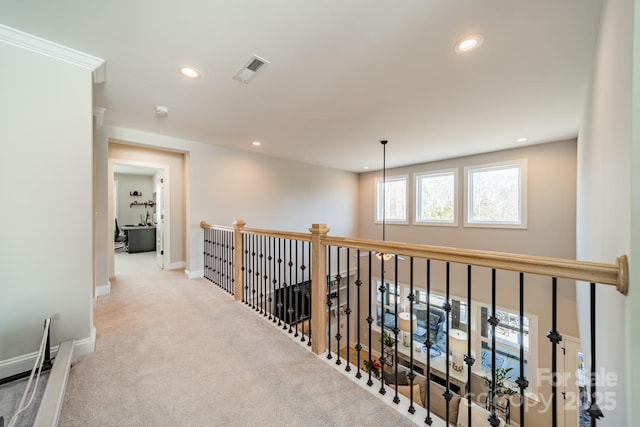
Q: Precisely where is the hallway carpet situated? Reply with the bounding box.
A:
[58,252,415,426]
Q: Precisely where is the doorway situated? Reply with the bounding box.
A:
[109,159,170,275]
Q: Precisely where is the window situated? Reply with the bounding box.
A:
[376,175,408,223]
[464,160,527,228]
[479,306,530,383]
[415,169,457,225]
[374,283,468,344]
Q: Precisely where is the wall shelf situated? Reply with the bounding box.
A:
[130,201,155,208]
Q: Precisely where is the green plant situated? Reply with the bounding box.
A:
[482,367,517,397]
[381,330,396,347]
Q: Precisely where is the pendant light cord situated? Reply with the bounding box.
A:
[381,140,388,242]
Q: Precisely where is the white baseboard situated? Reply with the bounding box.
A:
[185,269,204,279]
[96,281,111,297]
[165,261,186,270]
[0,327,95,380]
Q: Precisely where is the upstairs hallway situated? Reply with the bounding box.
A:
[58,252,414,426]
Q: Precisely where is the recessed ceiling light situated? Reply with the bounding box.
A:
[455,35,484,53]
[363,166,369,170]
[178,66,201,79]
[517,137,528,142]
[252,141,262,147]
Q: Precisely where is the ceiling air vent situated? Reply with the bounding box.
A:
[233,54,269,84]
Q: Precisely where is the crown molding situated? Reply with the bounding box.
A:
[0,24,106,82]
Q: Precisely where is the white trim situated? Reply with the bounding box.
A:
[166,261,186,270]
[0,327,95,380]
[463,159,528,229]
[96,281,111,297]
[0,24,105,75]
[186,269,204,279]
[375,174,409,224]
[414,168,459,227]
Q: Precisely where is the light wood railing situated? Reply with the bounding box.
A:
[201,219,628,427]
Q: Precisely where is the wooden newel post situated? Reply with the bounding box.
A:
[310,223,330,355]
[233,219,246,301]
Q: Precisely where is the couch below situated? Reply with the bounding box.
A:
[385,365,510,427]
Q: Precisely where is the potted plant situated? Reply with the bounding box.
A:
[381,330,397,348]
[482,367,517,397]
[483,367,516,422]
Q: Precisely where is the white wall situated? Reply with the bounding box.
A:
[95,125,359,280]
[631,1,640,423]
[114,173,154,226]
[0,41,95,376]
[576,0,635,425]
[357,140,578,427]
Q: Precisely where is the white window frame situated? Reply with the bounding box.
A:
[471,301,539,399]
[375,174,408,224]
[464,159,527,229]
[414,168,458,226]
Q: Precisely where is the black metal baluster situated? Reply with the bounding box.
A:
[516,273,529,427]
[215,229,220,285]
[282,238,288,330]
[300,241,306,339]
[307,242,312,347]
[443,262,452,425]
[366,252,374,387]
[248,234,254,308]
[488,269,500,427]
[547,277,562,427]
[327,246,333,359]
[268,236,274,321]
[277,238,283,326]
[407,256,416,414]
[262,236,268,316]
[294,241,300,337]
[287,239,294,332]
[345,248,352,373]
[466,265,475,427]
[233,231,237,293]
[355,249,362,379]
[335,247,343,365]
[587,282,603,425]
[224,230,228,292]
[203,229,208,282]
[242,234,248,303]
[379,253,387,396]
[392,254,400,404]
[425,258,433,425]
[254,234,258,310]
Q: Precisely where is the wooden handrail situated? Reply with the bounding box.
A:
[200,221,234,231]
[200,221,628,295]
[238,226,313,243]
[323,236,628,294]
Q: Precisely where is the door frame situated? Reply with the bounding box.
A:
[108,158,170,279]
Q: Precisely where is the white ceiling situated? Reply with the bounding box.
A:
[1,1,604,172]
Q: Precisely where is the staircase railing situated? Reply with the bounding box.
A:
[201,220,628,427]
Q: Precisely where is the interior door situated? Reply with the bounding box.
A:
[154,172,164,268]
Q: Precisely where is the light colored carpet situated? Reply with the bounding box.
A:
[58,252,416,426]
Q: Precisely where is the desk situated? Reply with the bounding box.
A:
[396,340,467,393]
[122,226,156,253]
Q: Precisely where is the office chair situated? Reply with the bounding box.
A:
[114,218,128,251]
